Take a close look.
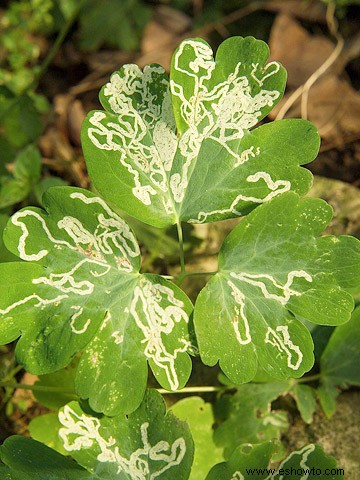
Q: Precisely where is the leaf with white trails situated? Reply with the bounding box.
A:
[214,383,289,460]
[194,192,360,384]
[82,36,317,228]
[57,389,194,480]
[0,187,193,414]
[205,441,344,479]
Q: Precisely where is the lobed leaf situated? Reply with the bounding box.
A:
[194,193,360,384]
[82,37,317,228]
[292,384,317,424]
[57,389,194,479]
[319,304,360,416]
[0,145,41,210]
[171,397,224,479]
[34,362,78,410]
[214,383,289,459]
[3,390,194,479]
[0,436,93,480]
[29,413,68,456]
[205,441,344,480]
[0,187,194,414]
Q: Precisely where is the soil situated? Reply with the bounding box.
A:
[283,391,360,479]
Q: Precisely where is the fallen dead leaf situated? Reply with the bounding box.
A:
[68,99,86,147]
[138,6,192,70]
[269,13,360,145]
[264,0,327,23]
[12,373,38,408]
[269,13,334,89]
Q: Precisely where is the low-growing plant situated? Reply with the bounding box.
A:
[1,35,359,478]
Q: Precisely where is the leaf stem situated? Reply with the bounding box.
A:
[176,220,186,276]
[179,271,218,278]
[0,381,79,399]
[32,2,86,89]
[157,386,222,394]
[295,373,322,384]
[0,381,221,398]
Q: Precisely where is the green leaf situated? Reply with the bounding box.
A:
[78,0,150,52]
[292,384,317,424]
[0,436,93,480]
[214,383,289,459]
[0,214,18,262]
[82,37,317,228]
[34,176,69,206]
[301,320,335,362]
[34,362,78,410]
[321,305,360,387]
[205,442,274,480]
[319,305,360,416]
[0,136,16,169]
[205,441,344,479]
[194,193,360,384]
[171,397,224,479]
[318,381,339,418]
[9,391,195,478]
[58,389,194,479]
[0,94,43,148]
[13,144,42,184]
[0,187,193,414]
[0,145,42,209]
[29,413,68,456]
[0,180,26,210]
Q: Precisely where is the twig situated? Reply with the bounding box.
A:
[195,1,264,37]
[276,1,344,121]
[32,1,86,90]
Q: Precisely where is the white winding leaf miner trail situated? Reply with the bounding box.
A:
[189,172,291,223]
[170,40,281,204]
[229,444,317,480]
[59,405,187,479]
[3,192,139,329]
[227,270,312,369]
[265,326,303,370]
[231,472,244,480]
[88,65,176,209]
[130,277,191,390]
[1,189,192,394]
[86,39,289,223]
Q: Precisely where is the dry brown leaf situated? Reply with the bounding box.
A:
[269,13,360,144]
[269,13,334,89]
[68,99,86,147]
[271,75,360,143]
[264,0,327,23]
[12,373,38,407]
[138,6,192,70]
